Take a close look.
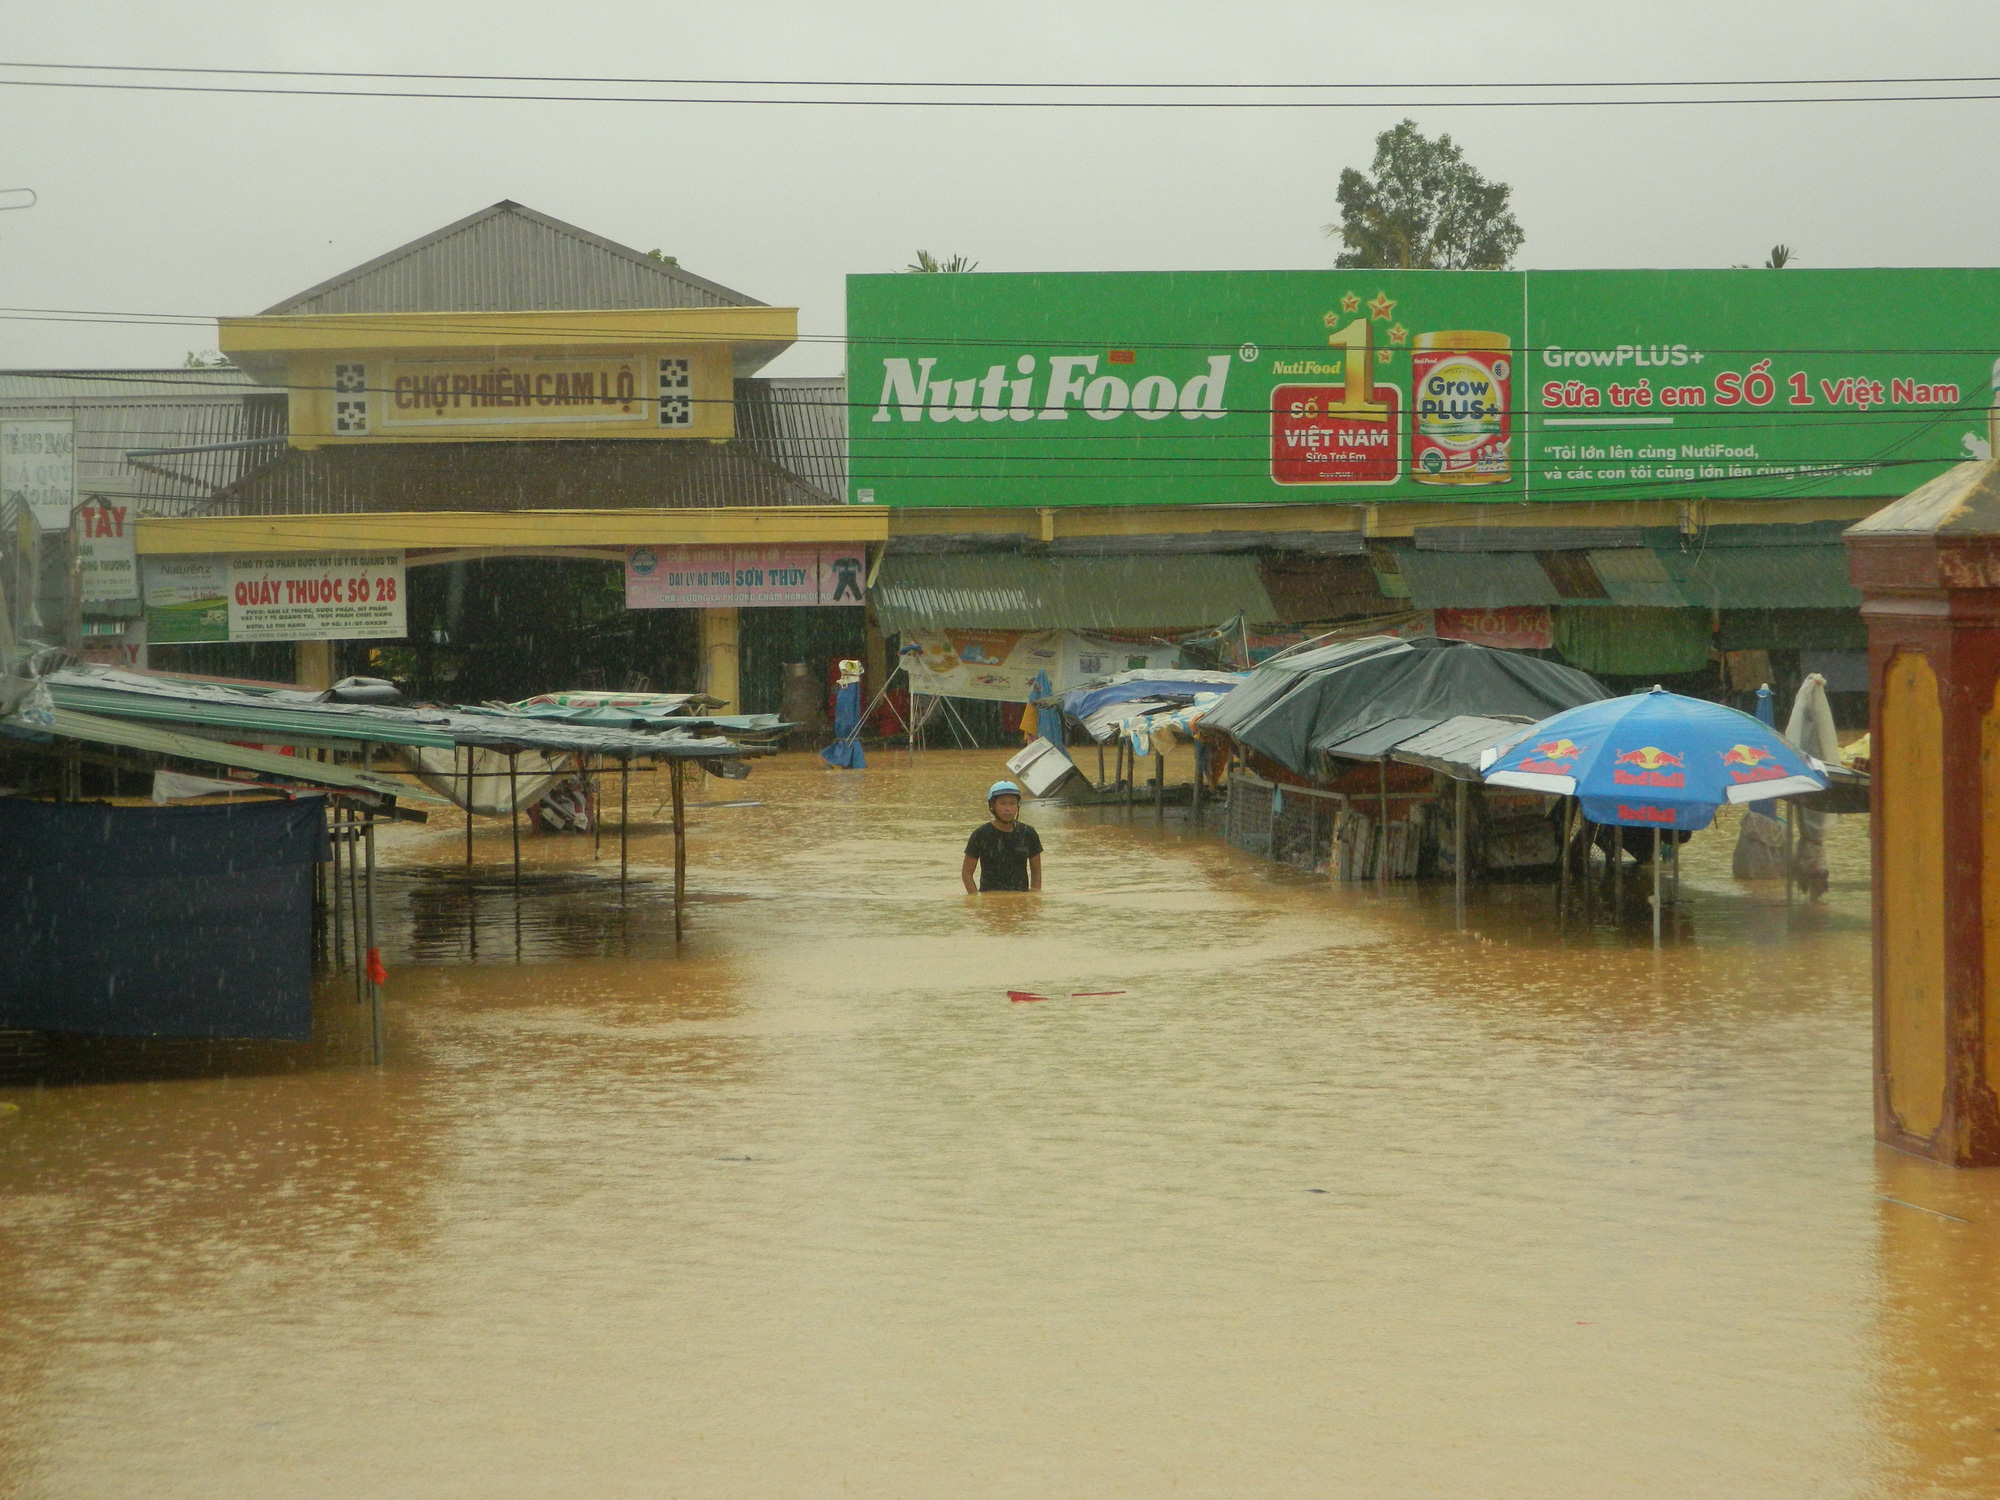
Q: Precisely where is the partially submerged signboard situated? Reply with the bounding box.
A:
[143,552,407,643]
[848,269,2000,507]
[624,545,865,608]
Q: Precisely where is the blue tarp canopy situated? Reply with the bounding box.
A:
[1046,669,1246,723]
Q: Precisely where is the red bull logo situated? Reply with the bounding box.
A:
[1612,745,1685,788]
[1721,742,1787,784]
[1515,736,1584,775]
[1616,803,1678,824]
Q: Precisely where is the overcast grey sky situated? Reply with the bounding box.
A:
[3,0,1997,376]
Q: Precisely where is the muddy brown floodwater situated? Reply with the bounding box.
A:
[3,748,1999,1497]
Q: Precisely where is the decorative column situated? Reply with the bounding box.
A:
[699,606,739,712]
[1846,394,2000,1165]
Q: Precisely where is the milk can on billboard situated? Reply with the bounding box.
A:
[1410,331,1511,485]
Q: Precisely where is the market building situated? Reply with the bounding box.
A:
[11,222,1993,732]
[7,201,872,713]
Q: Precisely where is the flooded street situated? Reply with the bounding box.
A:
[3,749,1997,1498]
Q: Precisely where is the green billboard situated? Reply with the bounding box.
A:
[847,268,2000,507]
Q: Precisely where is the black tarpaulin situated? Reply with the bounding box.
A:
[0,797,328,1040]
[1210,638,1609,777]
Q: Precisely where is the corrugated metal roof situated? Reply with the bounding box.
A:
[872,554,1277,633]
[1320,715,1441,760]
[5,706,448,802]
[260,201,763,316]
[1392,715,1538,781]
[1588,547,1688,607]
[1662,544,1860,608]
[210,436,837,515]
[0,370,286,518]
[1395,548,1560,608]
[1413,526,1647,551]
[1256,555,1387,622]
[733,377,846,500]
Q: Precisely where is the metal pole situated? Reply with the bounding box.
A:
[507,752,521,896]
[462,744,474,879]
[1098,739,1106,789]
[1378,760,1389,884]
[366,817,382,1066]
[1155,751,1165,821]
[1124,741,1134,808]
[331,803,346,970]
[1783,800,1795,905]
[1559,800,1574,916]
[1580,815,1593,921]
[1454,777,1468,922]
[1613,823,1624,915]
[593,755,603,861]
[1191,743,1203,822]
[349,812,364,1005]
[670,758,687,942]
[1652,827,1663,945]
[620,756,630,894]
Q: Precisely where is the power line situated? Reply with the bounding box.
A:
[5,60,1999,91]
[2,75,1998,108]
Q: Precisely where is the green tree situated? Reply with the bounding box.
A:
[905,250,978,273]
[1324,119,1524,270]
[1764,244,1795,269]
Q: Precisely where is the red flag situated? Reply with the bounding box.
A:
[366,948,388,986]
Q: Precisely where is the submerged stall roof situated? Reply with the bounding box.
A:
[1050,669,1246,723]
[1390,716,1541,781]
[2,706,450,803]
[40,667,774,760]
[1205,638,1608,779]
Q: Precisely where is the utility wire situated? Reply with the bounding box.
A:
[2,76,1997,108]
[5,60,1999,90]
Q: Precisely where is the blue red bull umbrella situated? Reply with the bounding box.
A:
[1479,686,1829,831]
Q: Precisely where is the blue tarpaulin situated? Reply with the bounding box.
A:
[0,796,328,1040]
[1050,670,1246,724]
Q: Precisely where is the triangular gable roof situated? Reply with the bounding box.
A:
[259,201,764,316]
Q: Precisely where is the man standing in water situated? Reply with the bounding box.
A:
[962,780,1043,893]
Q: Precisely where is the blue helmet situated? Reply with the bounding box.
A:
[987,780,1023,802]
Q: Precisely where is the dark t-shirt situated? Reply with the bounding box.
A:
[964,821,1043,891]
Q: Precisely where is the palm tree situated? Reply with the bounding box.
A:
[905,250,978,273]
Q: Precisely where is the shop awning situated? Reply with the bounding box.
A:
[1391,538,1858,612]
[872,554,1277,633]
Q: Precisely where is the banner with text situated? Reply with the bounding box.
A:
[850,268,2000,507]
[143,552,406,643]
[624,545,866,608]
[74,499,139,606]
[1,419,75,529]
[903,629,1181,701]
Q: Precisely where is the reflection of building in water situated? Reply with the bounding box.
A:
[1872,1155,2000,1488]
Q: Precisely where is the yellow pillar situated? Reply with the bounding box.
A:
[699,606,739,711]
[295,640,334,691]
